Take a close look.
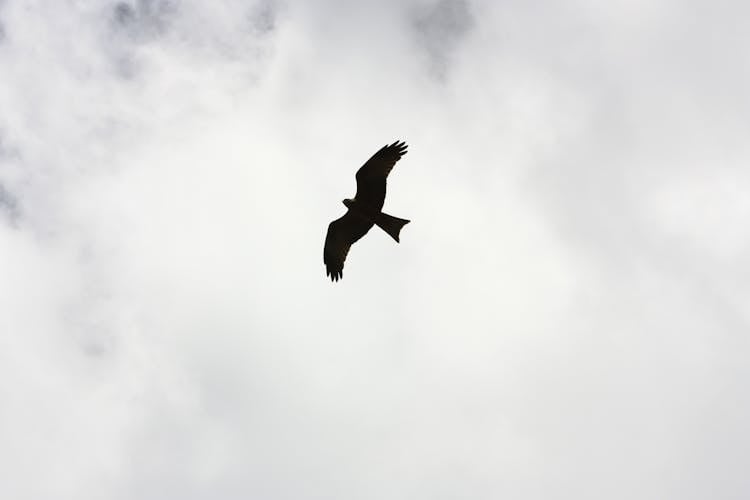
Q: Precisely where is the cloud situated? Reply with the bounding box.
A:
[1,1,749,499]
[411,0,473,80]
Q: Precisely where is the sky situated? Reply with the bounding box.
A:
[1,0,750,498]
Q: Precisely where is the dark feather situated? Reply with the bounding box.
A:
[354,140,408,210]
[323,210,374,281]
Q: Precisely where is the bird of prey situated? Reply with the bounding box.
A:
[324,141,410,281]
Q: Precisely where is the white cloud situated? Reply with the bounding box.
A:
[1,1,749,499]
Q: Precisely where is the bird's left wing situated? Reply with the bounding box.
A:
[354,140,408,209]
[323,212,374,281]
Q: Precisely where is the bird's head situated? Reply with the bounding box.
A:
[342,198,354,208]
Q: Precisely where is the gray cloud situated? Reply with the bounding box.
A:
[111,0,177,40]
[412,0,473,80]
[0,133,21,224]
[0,183,19,224]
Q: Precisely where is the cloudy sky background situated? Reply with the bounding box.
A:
[2,0,749,498]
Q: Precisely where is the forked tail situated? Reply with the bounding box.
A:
[375,212,410,242]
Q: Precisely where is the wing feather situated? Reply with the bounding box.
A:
[354,140,408,210]
[323,211,374,281]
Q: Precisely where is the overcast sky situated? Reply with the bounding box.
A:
[2,1,750,499]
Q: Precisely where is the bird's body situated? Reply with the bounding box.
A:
[324,141,410,281]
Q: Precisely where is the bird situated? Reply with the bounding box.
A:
[324,140,410,281]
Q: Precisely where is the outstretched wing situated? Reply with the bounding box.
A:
[355,140,408,210]
[324,211,374,281]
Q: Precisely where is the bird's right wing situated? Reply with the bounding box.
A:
[324,212,373,281]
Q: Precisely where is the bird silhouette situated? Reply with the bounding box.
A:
[324,141,410,281]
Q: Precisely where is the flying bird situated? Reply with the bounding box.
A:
[324,141,410,281]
